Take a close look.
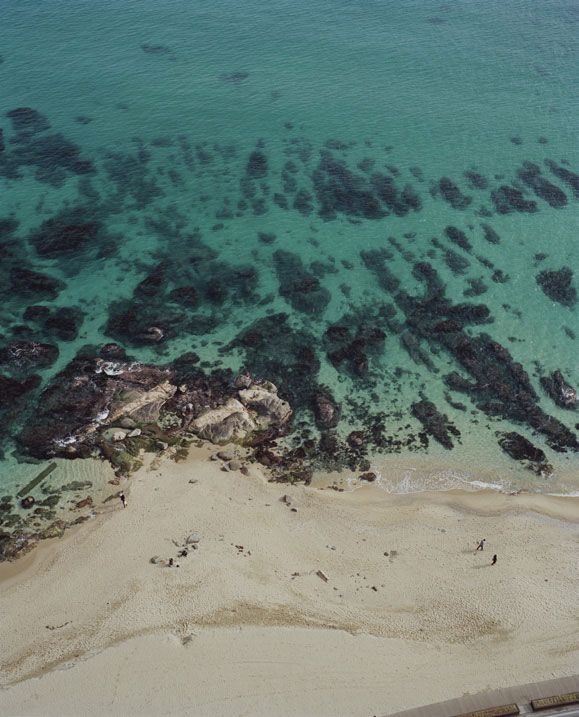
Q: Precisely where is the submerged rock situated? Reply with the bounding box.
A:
[0,341,59,372]
[6,107,50,134]
[274,250,331,315]
[540,371,577,409]
[536,267,576,308]
[10,268,65,300]
[312,387,341,430]
[411,400,458,450]
[497,432,546,463]
[491,185,537,214]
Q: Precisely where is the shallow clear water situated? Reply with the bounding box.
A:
[0,0,577,495]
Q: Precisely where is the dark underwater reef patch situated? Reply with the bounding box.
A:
[6,107,51,134]
[411,399,459,450]
[491,184,537,214]
[1,108,94,185]
[24,306,84,342]
[28,206,114,259]
[544,159,579,197]
[0,341,59,374]
[273,250,330,315]
[517,161,568,208]
[324,312,387,379]
[361,253,578,455]
[540,370,577,410]
[437,177,472,210]
[226,313,320,411]
[9,268,65,301]
[536,267,576,308]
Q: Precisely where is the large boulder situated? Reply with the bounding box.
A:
[108,379,176,424]
[190,399,256,444]
[238,383,292,427]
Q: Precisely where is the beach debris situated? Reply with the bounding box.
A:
[20,496,35,509]
[188,479,198,484]
[186,532,201,545]
[127,428,142,437]
[228,460,242,471]
[280,494,292,506]
[45,621,71,630]
[150,556,163,564]
[316,570,329,583]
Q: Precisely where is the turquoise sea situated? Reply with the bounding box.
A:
[0,0,577,497]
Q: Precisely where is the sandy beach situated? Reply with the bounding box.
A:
[1,447,578,717]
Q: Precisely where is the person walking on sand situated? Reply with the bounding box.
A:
[119,491,127,509]
[475,538,486,551]
[491,554,497,566]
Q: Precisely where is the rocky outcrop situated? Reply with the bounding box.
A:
[497,432,546,464]
[540,370,577,409]
[191,398,256,444]
[18,354,293,462]
[312,387,341,429]
[238,383,292,427]
[411,400,459,450]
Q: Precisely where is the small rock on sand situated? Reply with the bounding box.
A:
[228,460,242,471]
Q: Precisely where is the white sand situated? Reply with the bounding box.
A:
[1,446,578,716]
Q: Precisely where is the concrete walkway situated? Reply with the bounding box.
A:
[384,675,579,717]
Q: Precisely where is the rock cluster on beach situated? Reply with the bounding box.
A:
[18,348,293,469]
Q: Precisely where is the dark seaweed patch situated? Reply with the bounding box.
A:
[28,207,106,258]
[311,153,385,220]
[480,223,500,244]
[444,226,472,252]
[274,250,330,315]
[517,161,567,208]
[246,150,268,179]
[491,185,537,214]
[6,107,50,134]
[464,170,488,190]
[536,267,576,307]
[9,268,65,301]
[438,177,472,209]
[544,159,579,197]
[227,313,320,410]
